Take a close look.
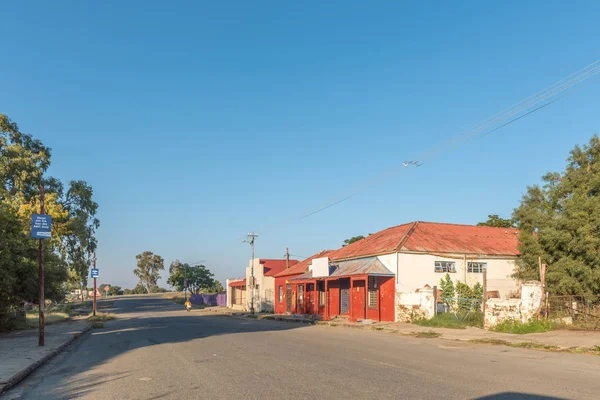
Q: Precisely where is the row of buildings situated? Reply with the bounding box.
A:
[226,221,521,322]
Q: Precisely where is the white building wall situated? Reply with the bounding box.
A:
[395,253,518,299]
[244,258,275,312]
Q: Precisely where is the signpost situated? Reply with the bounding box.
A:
[31,185,51,346]
[91,256,98,316]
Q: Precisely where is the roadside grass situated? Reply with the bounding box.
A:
[491,319,557,334]
[413,312,483,329]
[25,312,71,329]
[413,330,441,338]
[87,312,116,322]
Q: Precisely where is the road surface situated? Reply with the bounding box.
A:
[4,295,600,399]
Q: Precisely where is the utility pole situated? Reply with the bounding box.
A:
[243,233,258,314]
[38,185,45,347]
[286,247,289,269]
[93,252,97,317]
[184,264,188,302]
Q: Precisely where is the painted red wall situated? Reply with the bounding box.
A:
[327,280,340,317]
[274,275,300,314]
[351,279,366,321]
[379,276,395,322]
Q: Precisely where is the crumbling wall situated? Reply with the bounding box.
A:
[484,281,543,329]
[396,287,435,322]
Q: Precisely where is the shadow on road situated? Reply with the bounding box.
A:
[28,296,309,399]
[475,393,567,400]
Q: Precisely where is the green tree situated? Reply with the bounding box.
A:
[343,235,365,247]
[439,273,455,308]
[455,281,473,312]
[133,251,165,292]
[513,135,600,295]
[107,285,122,296]
[477,214,515,228]
[132,284,147,294]
[167,260,218,294]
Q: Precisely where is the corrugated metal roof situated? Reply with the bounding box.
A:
[330,221,519,261]
[291,257,394,280]
[273,250,335,278]
[330,257,394,277]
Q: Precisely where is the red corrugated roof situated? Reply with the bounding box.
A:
[330,221,520,261]
[228,279,246,287]
[262,259,300,277]
[273,250,335,278]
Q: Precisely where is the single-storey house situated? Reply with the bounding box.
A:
[226,258,299,313]
[276,221,520,322]
[273,250,334,315]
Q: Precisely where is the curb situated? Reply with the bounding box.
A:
[0,324,93,395]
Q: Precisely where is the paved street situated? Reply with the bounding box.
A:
[4,296,600,400]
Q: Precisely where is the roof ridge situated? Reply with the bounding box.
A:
[394,221,419,252]
[417,221,518,230]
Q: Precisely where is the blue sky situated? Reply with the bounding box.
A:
[2,1,599,289]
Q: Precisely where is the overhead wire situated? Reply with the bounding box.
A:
[199,59,600,262]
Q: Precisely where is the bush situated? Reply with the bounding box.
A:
[491,319,557,334]
[414,312,483,329]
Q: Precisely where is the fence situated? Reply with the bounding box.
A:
[547,295,600,330]
[190,293,227,307]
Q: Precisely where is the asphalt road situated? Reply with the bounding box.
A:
[4,296,600,400]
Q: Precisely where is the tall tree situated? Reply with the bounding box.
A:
[343,235,365,247]
[167,260,220,294]
[513,134,600,295]
[134,251,165,292]
[477,214,515,228]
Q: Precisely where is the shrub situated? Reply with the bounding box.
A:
[413,311,483,329]
[491,319,557,334]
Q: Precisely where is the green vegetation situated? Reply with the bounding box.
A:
[439,274,455,308]
[133,251,165,293]
[513,135,600,296]
[491,319,557,334]
[87,312,115,322]
[26,312,70,328]
[167,260,223,294]
[477,214,515,228]
[342,235,365,247]
[1,114,99,330]
[414,312,483,329]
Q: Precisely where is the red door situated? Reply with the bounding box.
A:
[352,280,366,321]
[307,283,316,314]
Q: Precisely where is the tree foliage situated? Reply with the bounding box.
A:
[477,214,515,228]
[167,260,222,294]
[343,235,365,247]
[133,251,164,292]
[439,273,455,306]
[1,114,98,322]
[513,135,600,295]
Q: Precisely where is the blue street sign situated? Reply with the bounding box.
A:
[91,268,99,278]
[31,214,52,239]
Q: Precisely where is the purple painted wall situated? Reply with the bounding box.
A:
[190,293,226,306]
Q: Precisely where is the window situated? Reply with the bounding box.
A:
[435,261,456,273]
[317,281,325,306]
[468,262,487,273]
[368,276,377,308]
[298,284,304,303]
[278,285,283,302]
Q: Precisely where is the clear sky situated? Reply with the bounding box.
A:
[2,1,599,289]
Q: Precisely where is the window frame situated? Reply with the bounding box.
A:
[368,276,378,309]
[435,261,457,273]
[467,262,487,273]
[278,285,283,302]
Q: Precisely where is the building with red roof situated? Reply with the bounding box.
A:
[273,221,520,323]
[226,258,299,312]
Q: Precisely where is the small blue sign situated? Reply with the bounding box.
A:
[31,214,52,239]
[91,268,99,278]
